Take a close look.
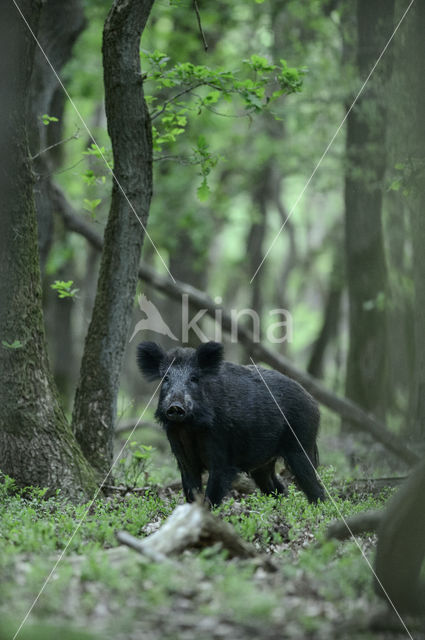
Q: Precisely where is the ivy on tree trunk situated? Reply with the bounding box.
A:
[72,0,155,476]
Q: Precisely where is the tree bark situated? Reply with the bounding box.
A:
[402,1,425,442]
[72,0,155,476]
[374,458,425,614]
[56,193,418,467]
[29,0,86,406]
[0,1,96,501]
[28,0,86,269]
[343,0,394,419]
[247,165,270,323]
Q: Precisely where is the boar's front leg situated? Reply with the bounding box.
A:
[167,430,203,502]
[180,469,203,503]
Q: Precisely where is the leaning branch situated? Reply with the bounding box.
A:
[326,510,382,541]
[54,191,419,467]
[30,129,80,161]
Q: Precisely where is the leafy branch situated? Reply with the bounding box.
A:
[141,50,305,198]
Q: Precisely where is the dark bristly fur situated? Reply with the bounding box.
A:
[137,341,326,505]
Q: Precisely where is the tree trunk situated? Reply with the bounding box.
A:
[403,1,425,442]
[28,0,86,405]
[374,459,425,614]
[0,0,96,501]
[247,165,269,323]
[384,192,414,417]
[373,3,425,612]
[343,0,394,419]
[72,0,155,476]
[28,0,86,269]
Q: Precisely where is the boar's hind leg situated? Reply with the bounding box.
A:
[251,460,287,496]
[283,449,326,503]
[205,467,238,506]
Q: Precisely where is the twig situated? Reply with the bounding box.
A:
[51,158,85,177]
[150,83,204,121]
[103,484,150,493]
[31,129,80,160]
[152,154,188,163]
[193,0,208,51]
[114,419,155,435]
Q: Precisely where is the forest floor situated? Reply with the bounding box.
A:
[0,422,423,640]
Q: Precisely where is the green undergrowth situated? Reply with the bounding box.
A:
[0,474,178,556]
[0,469,395,639]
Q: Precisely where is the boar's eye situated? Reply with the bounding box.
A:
[163,374,170,383]
[190,375,199,384]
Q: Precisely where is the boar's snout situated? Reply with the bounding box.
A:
[165,401,186,421]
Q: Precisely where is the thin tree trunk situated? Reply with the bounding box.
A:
[343,0,394,419]
[72,0,155,476]
[0,0,96,501]
[307,250,343,379]
[44,249,78,409]
[384,193,414,416]
[247,166,269,322]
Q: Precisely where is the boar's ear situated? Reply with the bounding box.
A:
[196,341,224,374]
[137,342,166,381]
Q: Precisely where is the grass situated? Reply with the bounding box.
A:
[0,461,399,640]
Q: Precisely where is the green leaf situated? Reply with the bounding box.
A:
[41,114,59,126]
[83,144,106,159]
[197,178,210,202]
[83,198,102,213]
[50,280,79,299]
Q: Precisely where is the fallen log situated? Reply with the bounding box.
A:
[341,476,406,498]
[116,501,257,560]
